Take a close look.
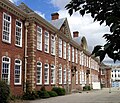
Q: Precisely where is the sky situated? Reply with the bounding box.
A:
[9,0,120,66]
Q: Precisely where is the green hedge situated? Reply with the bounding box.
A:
[83,85,91,91]
[48,91,58,97]
[52,87,65,96]
[22,91,38,100]
[0,80,10,103]
[37,91,50,98]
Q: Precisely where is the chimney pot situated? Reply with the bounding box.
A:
[51,13,59,20]
[73,31,79,37]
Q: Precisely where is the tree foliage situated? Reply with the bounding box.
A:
[65,0,120,62]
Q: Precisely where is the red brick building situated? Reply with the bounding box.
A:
[99,63,111,88]
[0,0,101,96]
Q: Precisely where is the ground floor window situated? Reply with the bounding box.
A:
[76,71,78,84]
[44,63,49,84]
[63,69,66,84]
[59,66,62,84]
[37,62,42,85]
[14,59,22,85]
[68,70,71,84]
[51,64,55,84]
[2,56,10,84]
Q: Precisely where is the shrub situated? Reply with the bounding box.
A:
[0,80,10,103]
[83,85,91,91]
[22,91,38,100]
[40,86,46,91]
[37,91,50,98]
[48,91,58,97]
[52,87,65,96]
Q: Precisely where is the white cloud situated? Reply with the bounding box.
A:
[35,11,45,19]
[50,0,70,9]
[9,0,20,3]
[57,8,112,65]
[58,10,110,48]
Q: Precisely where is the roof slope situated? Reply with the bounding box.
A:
[50,18,66,29]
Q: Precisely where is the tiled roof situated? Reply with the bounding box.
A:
[50,18,66,29]
[73,37,82,45]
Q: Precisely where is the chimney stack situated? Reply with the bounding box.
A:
[73,31,79,37]
[51,13,59,20]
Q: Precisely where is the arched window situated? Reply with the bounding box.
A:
[44,63,49,84]
[37,62,42,85]
[14,59,22,84]
[51,64,55,84]
[59,66,62,84]
[2,56,10,84]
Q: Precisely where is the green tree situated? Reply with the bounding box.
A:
[65,0,120,62]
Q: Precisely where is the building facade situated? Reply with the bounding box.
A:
[0,0,100,96]
[99,64,111,88]
[111,66,120,87]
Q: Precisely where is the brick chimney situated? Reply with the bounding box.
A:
[51,13,59,20]
[73,31,79,37]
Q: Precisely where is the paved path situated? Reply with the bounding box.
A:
[24,88,120,103]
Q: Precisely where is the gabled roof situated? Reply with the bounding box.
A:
[50,18,66,29]
[50,18,72,39]
[73,36,88,50]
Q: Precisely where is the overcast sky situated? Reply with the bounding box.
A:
[9,0,120,66]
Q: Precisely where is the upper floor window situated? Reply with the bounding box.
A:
[14,59,22,85]
[44,31,49,53]
[59,38,62,58]
[68,44,71,61]
[37,26,42,51]
[37,62,42,85]
[51,35,55,55]
[59,66,62,84]
[63,41,66,59]
[44,63,49,84]
[2,56,10,84]
[75,49,78,63]
[2,13,11,43]
[15,20,22,47]
[72,47,74,62]
[51,64,55,84]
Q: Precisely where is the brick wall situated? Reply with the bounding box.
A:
[0,9,25,96]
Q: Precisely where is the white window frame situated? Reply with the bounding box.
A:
[76,71,78,84]
[51,64,55,84]
[36,62,42,85]
[2,56,10,84]
[76,49,78,63]
[68,45,71,61]
[44,63,49,85]
[14,59,22,85]
[59,38,62,58]
[15,20,22,47]
[2,12,11,43]
[68,70,71,84]
[37,26,42,51]
[72,47,74,62]
[51,35,55,55]
[80,71,82,84]
[63,68,66,84]
[63,41,66,59]
[59,66,62,84]
[44,31,49,53]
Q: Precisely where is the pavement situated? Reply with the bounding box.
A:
[13,88,120,103]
